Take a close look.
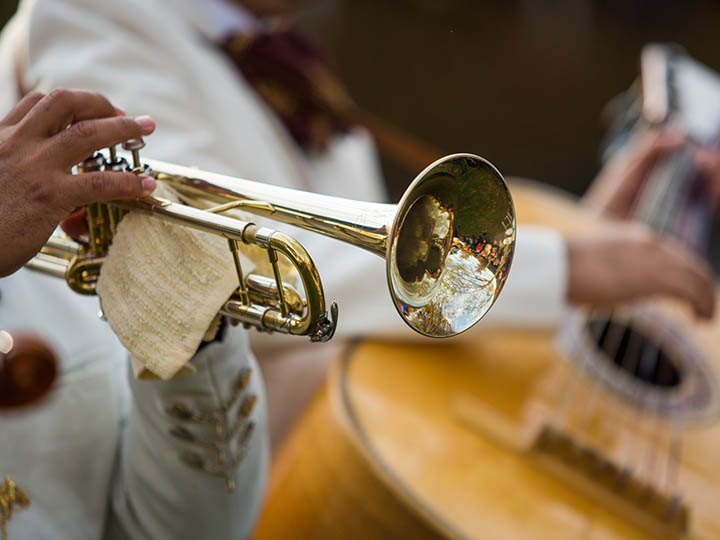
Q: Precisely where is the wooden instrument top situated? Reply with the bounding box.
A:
[255,182,720,540]
[337,184,720,539]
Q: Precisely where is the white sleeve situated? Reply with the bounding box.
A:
[482,225,568,328]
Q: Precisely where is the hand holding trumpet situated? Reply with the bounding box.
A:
[0,89,157,277]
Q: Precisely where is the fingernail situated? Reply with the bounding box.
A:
[114,106,126,116]
[141,176,156,194]
[134,115,156,134]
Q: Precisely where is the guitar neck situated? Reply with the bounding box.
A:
[632,144,713,255]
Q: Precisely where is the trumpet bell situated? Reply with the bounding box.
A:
[388,154,515,337]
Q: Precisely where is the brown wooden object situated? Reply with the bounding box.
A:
[253,183,720,540]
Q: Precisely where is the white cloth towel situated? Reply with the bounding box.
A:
[96,189,254,379]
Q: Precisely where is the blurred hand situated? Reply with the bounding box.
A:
[567,223,715,318]
[583,128,720,219]
[0,89,157,277]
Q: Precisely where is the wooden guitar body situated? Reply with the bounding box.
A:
[253,182,720,540]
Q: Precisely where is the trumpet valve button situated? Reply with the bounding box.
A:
[106,145,129,171]
[122,137,145,169]
[78,153,106,173]
[122,137,145,152]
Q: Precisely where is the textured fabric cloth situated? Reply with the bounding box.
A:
[96,187,253,379]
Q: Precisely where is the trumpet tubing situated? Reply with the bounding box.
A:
[27,140,516,341]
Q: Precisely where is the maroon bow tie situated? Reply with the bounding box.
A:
[220,29,355,153]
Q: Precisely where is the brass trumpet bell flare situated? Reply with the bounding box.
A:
[387,153,516,337]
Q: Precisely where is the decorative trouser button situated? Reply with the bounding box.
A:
[0,476,29,540]
[166,367,257,491]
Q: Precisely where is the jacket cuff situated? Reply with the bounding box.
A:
[483,225,567,328]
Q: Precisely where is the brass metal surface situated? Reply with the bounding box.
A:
[26,146,515,340]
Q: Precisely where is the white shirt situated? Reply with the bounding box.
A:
[190,0,261,41]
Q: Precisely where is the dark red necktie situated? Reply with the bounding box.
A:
[220,29,355,153]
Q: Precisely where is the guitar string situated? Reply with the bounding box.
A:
[572,315,626,442]
[552,362,581,431]
[575,157,674,475]
[642,417,663,485]
[665,427,683,494]
[627,148,694,494]
[650,152,708,496]
[629,147,703,496]
[657,162,716,495]
[640,316,668,488]
[575,143,702,496]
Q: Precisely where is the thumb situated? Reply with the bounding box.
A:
[64,171,156,207]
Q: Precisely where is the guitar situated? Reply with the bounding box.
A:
[252,45,720,540]
[251,181,720,540]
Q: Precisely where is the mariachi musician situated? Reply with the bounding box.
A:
[0,1,718,539]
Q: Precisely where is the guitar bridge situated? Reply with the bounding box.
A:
[453,392,689,538]
[532,426,687,538]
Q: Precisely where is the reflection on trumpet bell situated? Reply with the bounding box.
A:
[26,142,515,340]
[389,155,516,336]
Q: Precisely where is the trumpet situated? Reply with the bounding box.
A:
[26,139,516,341]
